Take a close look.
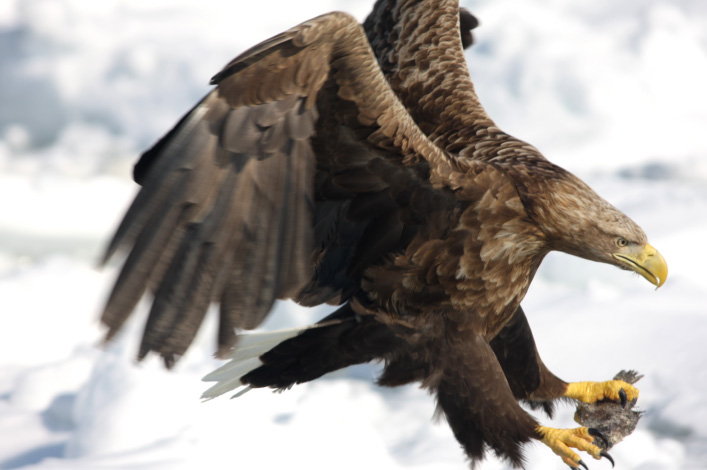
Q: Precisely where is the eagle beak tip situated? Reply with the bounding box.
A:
[648,244,668,289]
[613,243,667,289]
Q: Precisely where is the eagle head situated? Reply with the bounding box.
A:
[520,166,668,288]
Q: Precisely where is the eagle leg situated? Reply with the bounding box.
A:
[563,380,639,405]
[490,306,569,417]
[536,425,613,468]
[434,333,540,466]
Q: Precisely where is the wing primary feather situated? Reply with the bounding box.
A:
[200,357,262,399]
[142,139,224,295]
[219,155,288,330]
[281,139,315,291]
[240,149,291,328]
[137,222,204,363]
[137,167,242,363]
[102,104,212,265]
[218,97,316,334]
[101,171,191,339]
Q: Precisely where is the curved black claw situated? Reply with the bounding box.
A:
[619,388,628,408]
[600,451,615,468]
[588,428,610,448]
[576,459,589,470]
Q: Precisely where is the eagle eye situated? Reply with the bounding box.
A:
[616,237,629,248]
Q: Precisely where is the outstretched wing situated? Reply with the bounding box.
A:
[364,0,500,150]
[101,12,463,366]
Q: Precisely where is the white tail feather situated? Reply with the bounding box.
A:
[225,326,310,362]
[230,385,252,399]
[200,324,320,400]
[201,356,261,400]
[200,321,345,401]
[203,355,262,383]
[231,326,312,351]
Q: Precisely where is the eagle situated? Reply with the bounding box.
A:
[100,0,668,467]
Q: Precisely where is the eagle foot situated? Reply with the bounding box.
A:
[537,425,614,468]
[564,380,639,405]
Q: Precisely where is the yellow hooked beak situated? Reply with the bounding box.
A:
[613,243,668,288]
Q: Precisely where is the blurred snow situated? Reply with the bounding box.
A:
[1,1,706,469]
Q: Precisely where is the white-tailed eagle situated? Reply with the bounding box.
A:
[101,0,667,467]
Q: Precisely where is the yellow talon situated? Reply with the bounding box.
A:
[564,380,639,404]
[537,425,602,467]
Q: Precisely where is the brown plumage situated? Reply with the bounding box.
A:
[102,1,668,468]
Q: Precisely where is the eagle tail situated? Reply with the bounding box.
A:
[201,302,397,400]
[201,321,339,400]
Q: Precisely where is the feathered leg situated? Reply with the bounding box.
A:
[435,331,615,468]
[434,332,539,466]
[490,306,568,416]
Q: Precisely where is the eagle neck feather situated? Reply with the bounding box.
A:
[453,178,547,336]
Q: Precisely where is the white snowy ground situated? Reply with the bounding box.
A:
[1,0,706,469]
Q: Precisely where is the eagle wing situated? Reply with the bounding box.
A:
[101,12,463,366]
[364,0,511,154]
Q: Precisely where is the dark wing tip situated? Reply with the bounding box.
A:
[133,100,202,185]
[210,31,298,85]
[459,8,480,50]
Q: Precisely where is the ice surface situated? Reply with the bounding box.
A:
[1,1,706,469]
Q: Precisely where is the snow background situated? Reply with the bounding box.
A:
[1,0,706,469]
